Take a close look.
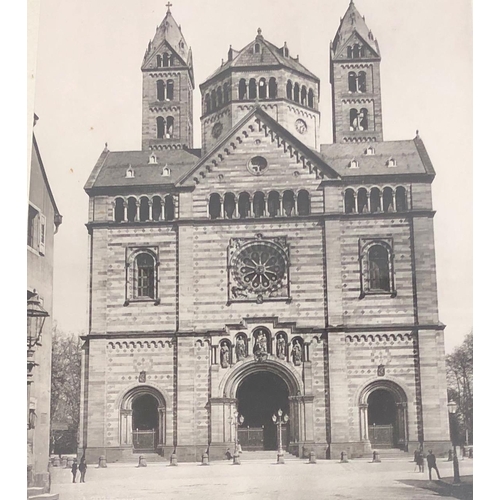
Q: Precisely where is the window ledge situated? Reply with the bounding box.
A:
[124,298,160,306]
[27,245,42,257]
[359,290,397,299]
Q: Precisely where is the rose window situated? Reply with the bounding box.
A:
[230,239,289,300]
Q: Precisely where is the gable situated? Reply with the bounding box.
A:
[143,40,187,70]
[333,31,380,62]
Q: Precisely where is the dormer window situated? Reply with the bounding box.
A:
[387,158,397,167]
[365,146,375,155]
[126,166,135,178]
[349,159,359,169]
[149,153,157,165]
[254,43,260,54]
[162,166,171,177]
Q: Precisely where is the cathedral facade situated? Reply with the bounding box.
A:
[80,2,450,462]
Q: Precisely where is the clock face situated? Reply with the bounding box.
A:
[295,119,307,134]
[212,122,223,139]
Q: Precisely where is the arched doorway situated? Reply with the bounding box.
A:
[236,371,289,450]
[359,380,408,450]
[120,386,167,453]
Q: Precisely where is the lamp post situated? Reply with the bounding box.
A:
[27,292,48,430]
[447,400,461,485]
[272,408,289,464]
[229,411,244,465]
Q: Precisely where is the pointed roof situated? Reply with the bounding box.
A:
[177,106,339,186]
[142,7,191,70]
[332,1,380,58]
[202,30,318,86]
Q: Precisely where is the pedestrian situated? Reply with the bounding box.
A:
[225,448,232,460]
[413,449,419,463]
[426,450,440,480]
[78,456,87,483]
[416,450,424,473]
[71,458,78,483]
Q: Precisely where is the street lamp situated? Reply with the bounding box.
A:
[272,408,289,464]
[230,411,244,465]
[447,400,461,484]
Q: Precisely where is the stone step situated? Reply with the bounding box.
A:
[28,494,59,500]
[121,453,169,463]
[240,450,300,461]
[27,487,45,497]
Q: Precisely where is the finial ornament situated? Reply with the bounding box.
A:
[166,2,173,11]
[416,129,419,137]
[257,27,262,36]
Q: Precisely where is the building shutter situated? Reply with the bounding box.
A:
[39,213,46,255]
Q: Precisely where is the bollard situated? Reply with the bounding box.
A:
[233,452,241,465]
[448,449,453,462]
[372,450,381,463]
[201,452,209,465]
[277,452,285,464]
[60,457,67,468]
[98,456,107,468]
[170,452,178,466]
[52,457,60,467]
[340,451,348,463]
[138,455,147,467]
[65,457,72,469]
[308,451,317,464]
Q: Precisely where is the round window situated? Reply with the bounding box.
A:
[247,156,268,176]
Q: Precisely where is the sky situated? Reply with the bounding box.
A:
[31,0,472,352]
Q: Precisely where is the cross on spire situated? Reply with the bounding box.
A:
[166,2,173,11]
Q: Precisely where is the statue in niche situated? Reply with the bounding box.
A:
[253,330,268,362]
[235,337,247,361]
[220,343,230,368]
[291,340,302,366]
[276,334,286,360]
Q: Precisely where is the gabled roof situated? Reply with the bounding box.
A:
[177,106,340,186]
[84,147,201,192]
[202,30,318,86]
[319,135,435,179]
[331,1,380,58]
[142,7,191,70]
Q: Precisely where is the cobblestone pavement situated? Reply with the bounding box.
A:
[50,457,473,500]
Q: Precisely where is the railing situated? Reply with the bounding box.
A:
[132,429,157,451]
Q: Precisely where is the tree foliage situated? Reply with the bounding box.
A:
[446,331,473,444]
[50,326,82,454]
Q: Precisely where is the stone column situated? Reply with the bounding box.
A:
[396,402,408,447]
[148,200,152,221]
[367,193,371,213]
[392,190,397,212]
[160,200,165,221]
[121,409,132,445]
[359,404,369,441]
[354,191,359,213]
[123,203,128,222]
[158,407,166,445]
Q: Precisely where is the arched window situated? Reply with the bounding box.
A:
[156,116,165,139]
[286,80,293,100]
[253,191,265,218]
[156,55,162,67]
[283,190,295,216]
[383,187,394,212]
[293,83,300,102]
[268,190,280,217]
[139,197,150,222]
[114,198,125,222]
[238,79,247,100]
[360,46,366,58]
[224,192,236,219]
[370,188,381,213]
[166,80,174,100]
[216,87,222,108]
[357,188,368,214]
[368,245,390,292]
[209,193,221,220]
[249,79,257,99]
[344,189,355,214]
[347,46,353,59]
[127,197,137,222]
[223,83,230,103]
[136,253,155,298]
[395,187,407,212]
[152,196,162,221]
[350,109,359,131]
[307,88,314,108]
[166,116,174,138]
[211,89,216,110]
[163,53,169,67]
[205,93,211,113]
[238,192,250,219]
[156,80,165,101]
[258,78,267,99]
[169,54,175,67]
[269,78,277,99]
[358,72,366,93]
[348,72,357,93]
[164,195,175,221]
[297,190,310,216]
[353,44,360,59]
[359,108,368,131]
[300,86,307,106]
[254,43,260,54]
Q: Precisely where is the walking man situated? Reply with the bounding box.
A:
[426,450,441,480]
[78,456,87,483]
[71,458,78,483]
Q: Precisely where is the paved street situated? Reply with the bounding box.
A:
[50,457,473,500]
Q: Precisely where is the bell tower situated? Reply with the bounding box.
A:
[330,1,383,143]
[141,4,194,150]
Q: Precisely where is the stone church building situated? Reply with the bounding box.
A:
[80,2,450,462]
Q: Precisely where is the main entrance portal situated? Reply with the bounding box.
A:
[236,371,289,450]
[367,389,398,448]
[132,394,158,452]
